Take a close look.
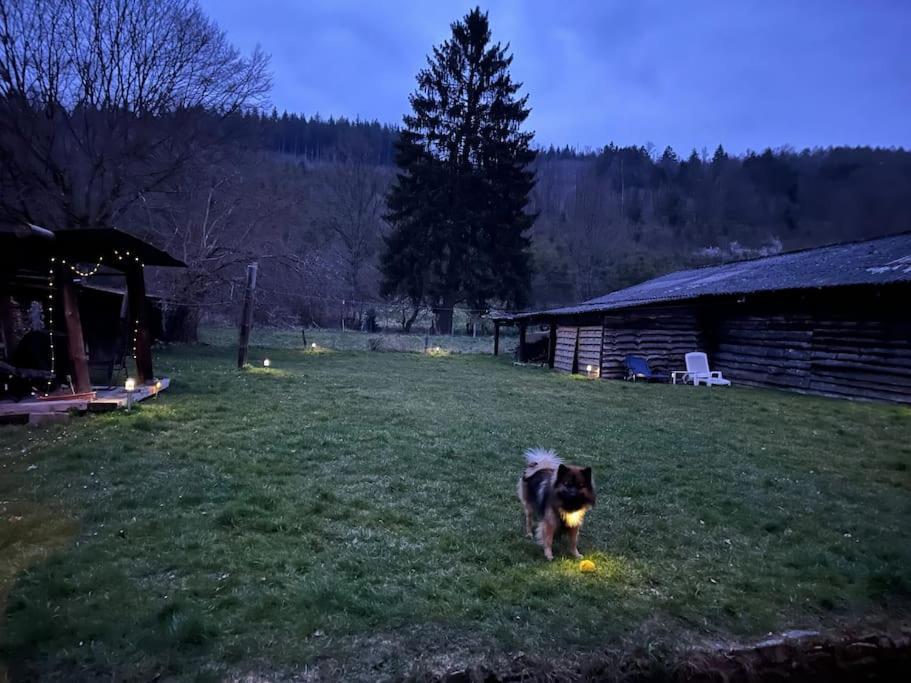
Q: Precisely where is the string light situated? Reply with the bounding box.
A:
[44,251,148,393]
[46,257,56,395]
[65,256,104,278]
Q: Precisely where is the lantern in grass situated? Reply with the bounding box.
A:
[124,377,136,411]
[263,358,271,368]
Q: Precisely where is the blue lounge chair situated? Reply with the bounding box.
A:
[624,355,668,382]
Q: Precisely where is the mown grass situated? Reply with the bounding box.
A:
[199,325,503,354]
[1,339,910,680]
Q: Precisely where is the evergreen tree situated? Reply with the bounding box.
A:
[711,144,729,176]
[380,7,536,333]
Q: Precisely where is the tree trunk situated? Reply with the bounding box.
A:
[402,304,421,332]
[436,295,456,335]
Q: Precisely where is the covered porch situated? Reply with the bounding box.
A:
[0,223,184,421]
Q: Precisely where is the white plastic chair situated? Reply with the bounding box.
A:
[684,352,731,386]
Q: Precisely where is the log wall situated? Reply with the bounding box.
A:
[714,309,911,403]
[577,326,603,375]
[600,307,703,379]
[554,326,578,373]
[549,285,911,403]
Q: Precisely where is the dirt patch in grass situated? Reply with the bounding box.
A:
[423,628,911,682]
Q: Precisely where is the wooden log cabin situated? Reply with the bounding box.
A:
[496,232,911,403]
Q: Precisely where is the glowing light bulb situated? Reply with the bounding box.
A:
[125,378,136,392]
[263,358,271,367]
[311,343,317,349]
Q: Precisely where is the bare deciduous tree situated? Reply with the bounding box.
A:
[0,0,270,228]
[318,152,390,301]
[135,147,320,341]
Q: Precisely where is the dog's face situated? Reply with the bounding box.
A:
[554,464,595,512]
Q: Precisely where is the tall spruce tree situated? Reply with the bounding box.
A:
[380,7,536,333]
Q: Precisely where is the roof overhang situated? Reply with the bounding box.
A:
[0,224,186,269]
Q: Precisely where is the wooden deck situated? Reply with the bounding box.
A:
[0,378,170,424]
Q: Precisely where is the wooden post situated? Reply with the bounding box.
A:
[493,321,500,356]
[548,320,557,369]
[298,312,307,346]
[60,273,91,393]
[236,262,258,369]
[126,264,154,383]
[518,320,527,362]
[0,293,15,359]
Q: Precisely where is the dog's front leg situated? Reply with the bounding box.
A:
[541,520,556,561]
[568,525,583,559]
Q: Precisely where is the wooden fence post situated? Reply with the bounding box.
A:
[60,273,91,393]
[236,262,258,369]
[125,264,154,384]
[493,321,500,356]
[548,321,557,369]
[518,321,527,362]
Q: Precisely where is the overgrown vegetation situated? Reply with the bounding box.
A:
[1,340,909,679]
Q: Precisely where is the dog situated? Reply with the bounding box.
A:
[517,447,596,561]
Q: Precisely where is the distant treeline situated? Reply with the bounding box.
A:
[241,111,911,245]
[224,112,911,307]
[526,143,911,305]
[539,142,911,247]
[236,110,399,164]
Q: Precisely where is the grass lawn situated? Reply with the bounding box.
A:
[1,336,910,680]
[199,325,502,354]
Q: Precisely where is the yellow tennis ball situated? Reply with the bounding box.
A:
[579,559,596,573]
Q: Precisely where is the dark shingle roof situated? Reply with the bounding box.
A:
[511,232,911,320]
[0,224,185,268]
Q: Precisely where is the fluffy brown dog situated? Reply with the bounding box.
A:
[517,448,596,560]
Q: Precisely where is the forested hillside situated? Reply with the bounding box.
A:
[139,111,911,324]
[3,1,909,340]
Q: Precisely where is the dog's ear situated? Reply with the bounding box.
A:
[556,463,569,480]
[582,467,595,505]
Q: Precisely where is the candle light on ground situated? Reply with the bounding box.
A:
[124,377,136,411]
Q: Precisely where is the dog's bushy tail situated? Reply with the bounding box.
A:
[523,447,561,478]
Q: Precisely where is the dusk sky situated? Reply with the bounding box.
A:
[199,0,911,154]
